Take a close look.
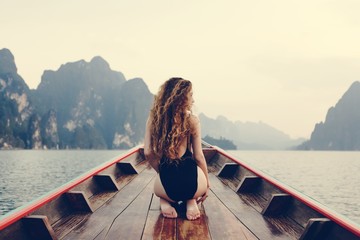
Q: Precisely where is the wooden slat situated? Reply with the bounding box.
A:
[114,160,149,187]
[145,195,210,240]
[104,178,155,239]
[209,174,301,240]
[204,190,257,240]
[88,191,118,211]
[286,197,325,228]
[22,215,57,240]
[207,153,232,172]
[216,162,239,178]
[202,148,217,162]
[149,193,160,211]
[177,209,210,240]
[66,191,94,213]
[62,167,156,240]
[324,223,360,240]
[117,162,139,174]
[67,177,103,200]
[0,220,29,240]
[142,211,177,240]
[239,193,267,212]
[52,213,90,239]
[300,218,332,240]
[32,194,73,225]
[142,196,177,240]
[262,193,293,216]
[256,179,285,202]
[93,174,119,191]
[237,175,261,193]
[120,152,145,167]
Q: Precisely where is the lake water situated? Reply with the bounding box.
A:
[0,150,359,226]
[228,150,360,225]
[0,150,126,216]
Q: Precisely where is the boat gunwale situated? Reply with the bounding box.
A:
[0,146,141,231]
[212,145,360,237]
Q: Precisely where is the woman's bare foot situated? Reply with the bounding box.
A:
[160,198,178,218]
[186,199,200,220]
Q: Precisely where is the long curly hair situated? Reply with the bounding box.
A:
[150,77,193,159]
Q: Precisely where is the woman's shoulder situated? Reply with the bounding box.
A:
[188,113,201,133]
[186,111,199,122]
[190,114,200,122]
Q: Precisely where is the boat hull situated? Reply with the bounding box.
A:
[0,145,359,239]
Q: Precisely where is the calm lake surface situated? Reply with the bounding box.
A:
[0,150,359,226]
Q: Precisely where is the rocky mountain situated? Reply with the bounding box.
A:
[1,48,309,150]
[0,48,153,149]
[0,48,33,149]
[200,113,305,150]
[298,81,360,150]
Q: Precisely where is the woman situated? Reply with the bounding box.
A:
[144,77,210,221]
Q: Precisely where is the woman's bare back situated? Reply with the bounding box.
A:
[176,138,190,158]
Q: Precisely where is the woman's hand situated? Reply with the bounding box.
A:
[197,186,210,203]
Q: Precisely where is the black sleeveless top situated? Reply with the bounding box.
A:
[159,146,198,202]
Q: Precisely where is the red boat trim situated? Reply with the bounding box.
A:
[0,147,141,231]
[213,146,360,237]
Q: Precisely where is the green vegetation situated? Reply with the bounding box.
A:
[202,135,237,150]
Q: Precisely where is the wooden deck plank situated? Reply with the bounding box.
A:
[62,167,156,239]
[114,161,149,188]
[53,213,90,239]
[149,193,161,211]
[145,194,210,240]
[177,204,210,240]
[142,208,177,240]
[204,191,257,240]
[239,193,266,212]
[104,178,155,239]
[88,191,118,211]
[209,174,301,240]
[57,160,299,240]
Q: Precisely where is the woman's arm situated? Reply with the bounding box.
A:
[144,116,160,172]
[190,115,210,188]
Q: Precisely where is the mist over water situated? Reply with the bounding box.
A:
[0,150,359,225]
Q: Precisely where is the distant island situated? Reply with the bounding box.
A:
[199,114,305,150]
[202,135,237,150]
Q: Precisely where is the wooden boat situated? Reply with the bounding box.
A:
[0,143,360,239]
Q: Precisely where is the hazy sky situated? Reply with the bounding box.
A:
[2,0,360,139]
